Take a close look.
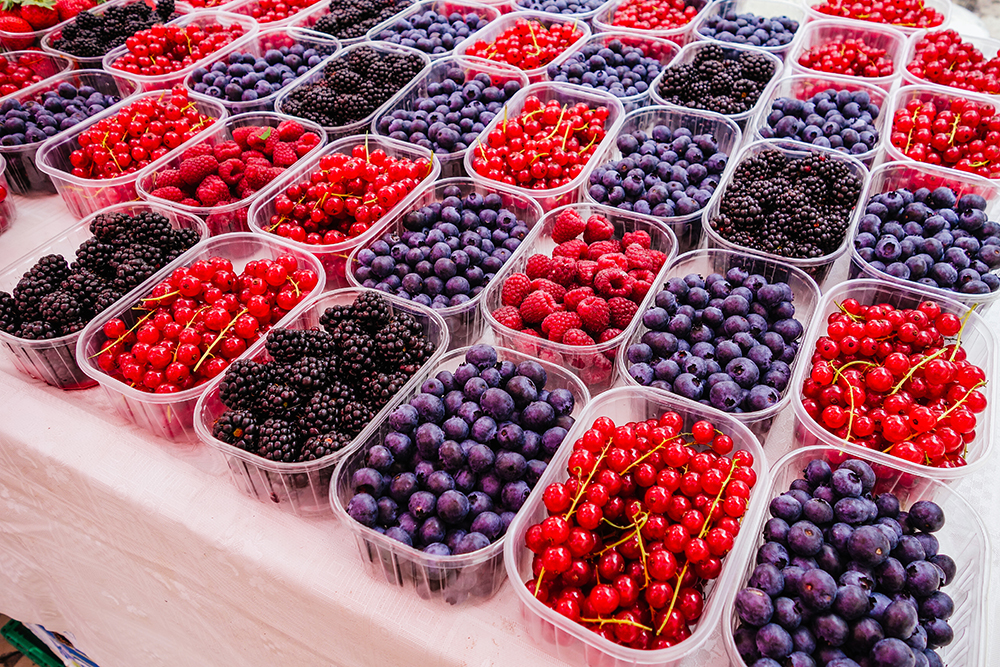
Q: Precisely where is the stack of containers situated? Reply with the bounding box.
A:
[786,19,907,93]
[690,0,805,59]
[801,0,952,36]
[365,0,501,59]
[592,0,712,45]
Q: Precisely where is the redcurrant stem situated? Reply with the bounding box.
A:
[579,617,653,631]
[835,301,862,322]
[581,131,599,153]
[542,106,568,141]
[478,141,488,162]
[527,22,540,55]
[140,289,181,307]
[631,510,651,588]
[287,276,301,297]
[948,304,977,362]
[532,565,546,598]
[933,380,986,423]
[88,310,156,359]
[595,512,647,556]
[830,360,873,440]
[562,442,611,521]
[888,347,946,396]
[192,307,249,373]
[172,305,211,362]
[948,112,961,146]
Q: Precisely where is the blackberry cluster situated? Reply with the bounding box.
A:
[52,0,179,59]
[711,149,863,259]
[655,44,775,116]
[0,212,199,340]
[279,46,424,128]
[311,0,412,41]
[212,292,437,464]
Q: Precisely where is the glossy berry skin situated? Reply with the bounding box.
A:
[237,0,323,24]
[759,88,881,156]
[463,18,585,72]
[113,22,248,77]
[547,38,668,102]
[372,9,489,55]
[797,37,894,79]
[609,0,705,32]
[812,0,944,29]
[907,30,1000,95]
[189,44,335,104]
[697,10,798,48]
[0,82,120,147]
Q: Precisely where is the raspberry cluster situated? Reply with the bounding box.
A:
[463,18,584,72]
[796,37,895,79]
[889,96,1000,179]
[907,30,1000,95]
[112,21,248,77]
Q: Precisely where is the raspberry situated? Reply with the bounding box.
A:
[625,244,655,271]
[583,213,615,243]
[294,133,320,156]
[552,238,589,260]
[150,186,185,202]
[491,305,523,330]
[233,126,256,149]
[236,179,255,199]
[629,268,657,284]
[246,163,282,190]
[564,286,595,311]
[576,296,610,334]
[597,253,629,272]
[598,328,623,344]
[181,143,213,161]
[277,119,305,142]
[501,272,532,307]
[547,256,577,286]
[594,268,634,298]
[587,239,621,260]
[575,260,599,285]
[525,254,553,280]
[242,150,267,162]
[541,311,582,343]
[196,175,230,206]
[217,159,245,187]
[179,154,219,186]
[248,127,278,154]
[213,140,242,162]
[180,197,201,207]
[608,296,638,329]
[631,279,652,302]
[519,290,560,324]
[648,249,667,269]
[530,278,567,302]
[622,229,652,249]
[272,142,298,167]
[562,328,596,346]
[155,169,183,188]
[552,208,587,243]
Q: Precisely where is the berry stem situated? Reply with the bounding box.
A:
[948,304,977,362]
[578,616,652,632]
[192,307,248,373]
[888,347,946,396]
[90,310,155,359]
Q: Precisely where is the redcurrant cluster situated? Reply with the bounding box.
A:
[237,0,322,23]
[525,412,755,650]
[0,53,53,96]
[463,19,583,71]
[96,254,319,393]
[796,37,894,78]
[889,96,1000,178]
[811,0,944,29]
[907,30,1000,95]
[610,0,702,31]
[263,145,432,245]
[68,88,216,180]
[801,299,987,469]
[470,96,610,191]
[113,22,248,77]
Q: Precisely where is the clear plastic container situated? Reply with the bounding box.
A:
[136,111,327,236]
[345,178,544,349]
[366,0,501,60]
[451,10,592,83]
[287,0,415,46]
[464,81,626,212]
[224,0,327,28]
[273,41,432,140]
[182,27,340,115]
[76,232,327,442]
[510,0,613,26]
[102,11,261,93]
[786,19,907,92]
[504,385,770,667]
[788,279,997,483]
[0,51,72,101]
[616,248,821,442]
[0,155,14,233]
[722,444,988,667]
[902,29,1000,93]
[193,288,449,516]
[802,0,951,37]
[583,104,742,252]
[592,0,712,46]
[747,72,888,167]
[0,0,146,53]
[649,40,783,128]
[331,345,592,605]
[0,202,208,390]
[481,202,678,393]
[177,0,245,11]
[848,161,1000,314]
[542,32,680,113]
[0,69,141,195]
[691,0,804,58]
[702,139,870,287]
[247,134,441,288]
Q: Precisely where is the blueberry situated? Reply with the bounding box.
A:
[736,587,774,626]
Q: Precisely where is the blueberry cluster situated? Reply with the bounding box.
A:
[587,125,729,218]
[855,187,1000,294]
[656,44,776,116]
[371,10,488,56]
[734,458,956,667]
[697,10,798,48]
[0,82,121,146]
[189,44,337,104]
[626,266,802,413]
[516,0,606,15]
[311,0,412,41]
[376,67,521,154]
[354,186,529,309]
[346,344,575,556]
[760,89,881,156]
[546,39,663,100]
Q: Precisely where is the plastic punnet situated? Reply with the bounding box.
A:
[0,51,72,102]
[481,202,678,393]
[702,139,870,286]
[691,0,804,58]
[788,279,997,482]
[802,0,951,37]
[75,232,326,442]
[902,29,1000,93]
[0,0,141,53]
[504,385,769,667]
[194,288,449,516]
[0,202,208,390]
[366,0,501,60]
[331,345,591,605]
[583,104,741,252]
[617,248,821,441]
[592,0,712,45]
[35,89,229,219]
[786,19,907,92]
[247,134,440,288]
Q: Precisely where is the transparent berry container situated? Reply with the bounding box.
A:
[182,27,341,115]
[247,134,441,288]
[0,155,14,233]
[504,385,770,667]
[690,0,804,59]
[649,40,783,129]
[617,248,821,442]
[722,444,988,667]
[592,0,712,46]
[848,161,1000,315]
[508,0,612,26]
[702,139,870,287]
[786,19,908,93]
[901,29,1000,93]
[802,0,951,38]
[366,0,501,60]
[177,0,245,11]
[0,51,72,103]
[542,32,680,113]
[788,278,997,483]
[0,69,141,195]
[370,56,529,179]
[0,0,146,54]
[345,177,544,349]
[102,11,261,93]
[75,232,326,442]
[747,72,888,167]
[330,344,591,605]
[452,10,592,83]
[0,202,208,390]
[136,111,328,236]
[287,0,415,46]
[481,202,678,393]
[225,0,327,28]
[583,104,742,252]
[193,288,449,516]
[464,81,626,212]
[273,41,432,140]
[35,89,229,220]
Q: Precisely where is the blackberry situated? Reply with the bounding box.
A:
[656,44,775,116]
[219,359,273,410]
[336,329,375,378]
[212,410,258,452]
[340,401,374,437]
[359,370,411,404]
[280,355,331,391]
[298,390,343,437]
[53,0,180,58]
[90,211,129,241]
[37,291,83,331]
[311,0,412,40]
[0,292,19,334]
[256,381,302,416]
[319,303,353,332]
[131,212,176,247]
[352,290,392,332]
[265,327,334,362]
[257,418,302,462]
[296,431,352,462]
[18,321,58,340]
[72,238,113,275]
[12,254,69,318]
